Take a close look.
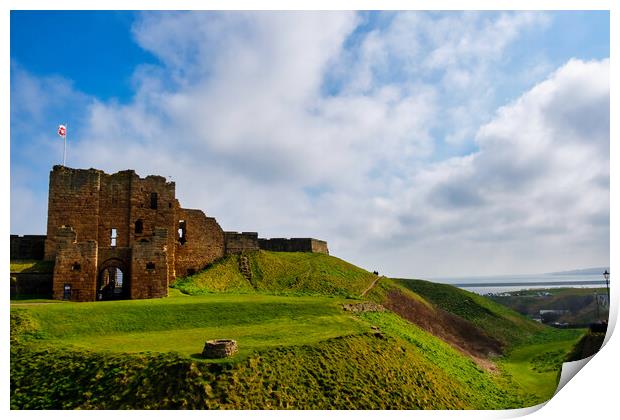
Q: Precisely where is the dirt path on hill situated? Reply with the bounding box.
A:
[361,275,384,297]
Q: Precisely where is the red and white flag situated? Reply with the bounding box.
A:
[57,124,67,138]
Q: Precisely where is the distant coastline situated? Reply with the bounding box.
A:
[546,267,609,276]
[425,270,609,295]
[453,280,606,288]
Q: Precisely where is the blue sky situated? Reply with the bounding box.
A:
[11,11,609,111]
[10,11,610,277]
[11,11,156,101]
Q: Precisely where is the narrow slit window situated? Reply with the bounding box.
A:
[178,220,186,245]
[135,219,143,234]
[150,192,158,210]
[111,228,117,247]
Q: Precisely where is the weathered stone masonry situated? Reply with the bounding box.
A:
[10,235,46,260]
[44,166,225,301]
[43,166,328,302]
[224,232,329,255]
[258,237,328,254]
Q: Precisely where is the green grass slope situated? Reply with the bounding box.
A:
[10,254,585,409]
[364,277,584,403]
[11,293,367,361]
[11,298,532,409]
[390,278,582,348]
[172,250,377,297]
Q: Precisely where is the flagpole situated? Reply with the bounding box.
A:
[63,122,67,167]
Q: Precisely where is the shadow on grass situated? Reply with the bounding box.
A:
[10,260,55,274]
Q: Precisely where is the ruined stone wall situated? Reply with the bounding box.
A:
[45,166,178,301]
[51,227,98,302]
[224,232,259,255]
[258,238,329,255]
[96,170,133,250]
[10,235,46,260]
[175,208,225,277]
[41,165,329,302]
[45,166,102,261]
[10,273,53,299]
[309,239,329,255]
[128,174,177,282]
[130,227,169,299]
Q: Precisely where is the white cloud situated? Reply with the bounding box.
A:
[10,66,94,235]
[66,12,440,207]
[363,58,609,277]
[10,12,609,277]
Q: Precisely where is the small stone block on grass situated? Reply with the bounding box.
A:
[202,339,238,358]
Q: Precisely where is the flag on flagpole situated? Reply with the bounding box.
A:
[58,124,68,166]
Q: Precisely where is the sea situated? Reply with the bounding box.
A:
[429,273,608,295]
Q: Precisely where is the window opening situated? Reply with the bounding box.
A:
[178,220,187,245]
[63,284,72,300]
[135,219,143,234]
[111,228,117,247]
[113,269,123,294]
[150,192,158,209]
[146,262,155,270]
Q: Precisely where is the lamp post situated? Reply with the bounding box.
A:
[603,269,610,309]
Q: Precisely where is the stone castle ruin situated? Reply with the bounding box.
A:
[35,165,328,302]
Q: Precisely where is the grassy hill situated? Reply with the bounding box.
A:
[10,252,585,409]
[11,292,366,361]
[387,278,551,347]
[12,330,520,409]
[12,293,533,409]
[364,277,584,401]
[172,250,377,297]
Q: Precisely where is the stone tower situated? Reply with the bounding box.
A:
[44,166,225,301]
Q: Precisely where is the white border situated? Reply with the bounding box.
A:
[3,1,616,419]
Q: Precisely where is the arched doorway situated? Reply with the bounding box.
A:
[97,258,130,301]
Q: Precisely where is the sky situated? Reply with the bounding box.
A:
[10,10,610,278]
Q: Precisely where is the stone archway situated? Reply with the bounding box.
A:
[97,258,130,301]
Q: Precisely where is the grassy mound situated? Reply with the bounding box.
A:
[11,294,367,360]
[388,278,578,348]
[172,251,377,297]
[366,279,504,359]
[363,277,583,403]
[11,304,532,409]
[11,263,585,409]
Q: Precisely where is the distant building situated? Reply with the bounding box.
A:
[539,309,570,315]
